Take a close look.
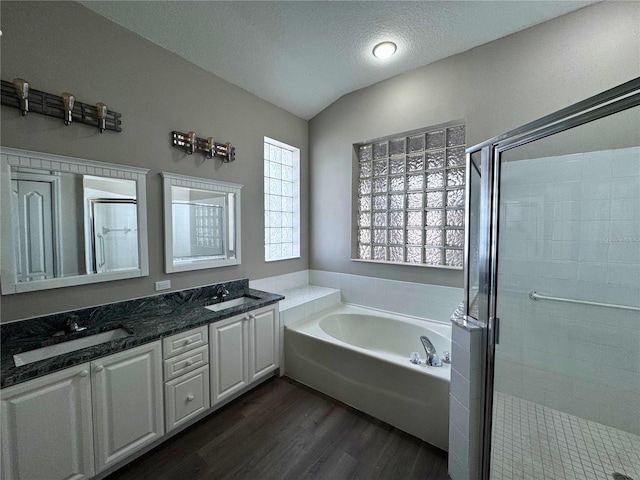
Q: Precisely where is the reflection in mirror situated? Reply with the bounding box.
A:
[84,176,138,274]
[162,172,242,273]
[1,148,149,294]
[172,186,227,262]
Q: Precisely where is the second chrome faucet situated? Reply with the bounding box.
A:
[213,284,230,303]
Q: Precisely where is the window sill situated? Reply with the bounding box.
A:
[350,258,462,270]
[265,256,302,263]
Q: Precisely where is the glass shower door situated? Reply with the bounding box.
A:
[91,199,139,273]
[489,104,640,479]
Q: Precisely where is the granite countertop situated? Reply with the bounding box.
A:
[1,279,284,389]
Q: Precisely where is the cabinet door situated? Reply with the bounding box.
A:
[1,364,94,480]
[210,315,248,405]
[248,306,279,382]
[91,341,163,472]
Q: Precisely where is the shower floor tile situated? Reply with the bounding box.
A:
[491,392,640,480]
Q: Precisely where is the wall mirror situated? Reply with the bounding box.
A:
[0,147,149,294]
[162,172,242,273]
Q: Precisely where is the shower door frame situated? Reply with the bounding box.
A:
[464,76,640,480]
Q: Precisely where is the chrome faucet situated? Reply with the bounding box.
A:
[213,284,230,303]
[420,335,442,367]
[66,317,87,333]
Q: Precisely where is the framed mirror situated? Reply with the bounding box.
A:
[161,172,242,273]
[0,147,149,294]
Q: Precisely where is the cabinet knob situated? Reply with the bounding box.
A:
[94,365,104,372]
[185,338,193,345]
[185,360,194,366]
[186,394,195,402]
[78,370,89,377]
[250,314,256,320]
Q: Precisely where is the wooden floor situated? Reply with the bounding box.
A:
[105,377,450,480]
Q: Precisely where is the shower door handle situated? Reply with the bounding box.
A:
[492,317,500,345]
[97,233,106,268]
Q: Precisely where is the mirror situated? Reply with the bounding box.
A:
[0,147,149,294]
[162,172,242,272]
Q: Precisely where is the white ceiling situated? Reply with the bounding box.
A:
[81,1,594,120]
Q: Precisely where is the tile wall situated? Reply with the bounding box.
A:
[448,322,485,480]
[250,271,341,328]
[308,270,463,323]
[250,270,310,294]
[495,146,640,434]
[250,269,463,325]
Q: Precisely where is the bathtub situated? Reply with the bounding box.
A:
[284,303,451,451]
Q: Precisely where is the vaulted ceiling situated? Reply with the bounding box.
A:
[82,1,594,120]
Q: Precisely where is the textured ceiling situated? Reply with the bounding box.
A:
[81,1,594,120]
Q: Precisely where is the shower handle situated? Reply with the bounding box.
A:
[97,233,106,268]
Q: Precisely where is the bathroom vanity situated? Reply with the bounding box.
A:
[0,280,283,480]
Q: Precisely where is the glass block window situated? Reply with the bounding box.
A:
[264,137,300,261]
[355,124,465,267]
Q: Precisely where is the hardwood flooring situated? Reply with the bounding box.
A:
[105,377,450,480]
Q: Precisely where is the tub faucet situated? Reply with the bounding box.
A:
[213,284,230,303]
[420,335,442,367]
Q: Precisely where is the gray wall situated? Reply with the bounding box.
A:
[59,173,84,276]
[308,1,640,288]
[0,1,309,321]
[2,1,639,322]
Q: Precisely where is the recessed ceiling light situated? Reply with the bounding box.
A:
[373,41,397,59]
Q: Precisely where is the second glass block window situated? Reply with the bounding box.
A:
[355,124,466,267]
[264,137,300,262]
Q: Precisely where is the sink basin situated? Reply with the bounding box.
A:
[13,328,132,367]
[204,296,257,312]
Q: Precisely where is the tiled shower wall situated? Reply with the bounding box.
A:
[495,146,640,434]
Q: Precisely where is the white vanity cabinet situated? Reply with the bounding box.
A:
[210,304,279,405]
[91,341,164,472]
[1,364,95,480]
[1,340,164,480]
[162,326,210,432]
[0,301,280,480]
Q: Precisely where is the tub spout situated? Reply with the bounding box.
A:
[420,335,442,367]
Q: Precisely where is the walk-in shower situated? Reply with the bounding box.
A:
[466,78,640,480]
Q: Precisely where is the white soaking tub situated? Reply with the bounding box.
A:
[284,303,451,451]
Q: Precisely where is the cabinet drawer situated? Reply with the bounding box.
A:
[164,365,210,432]
[163,325,208,358]
[163,345,209,381]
